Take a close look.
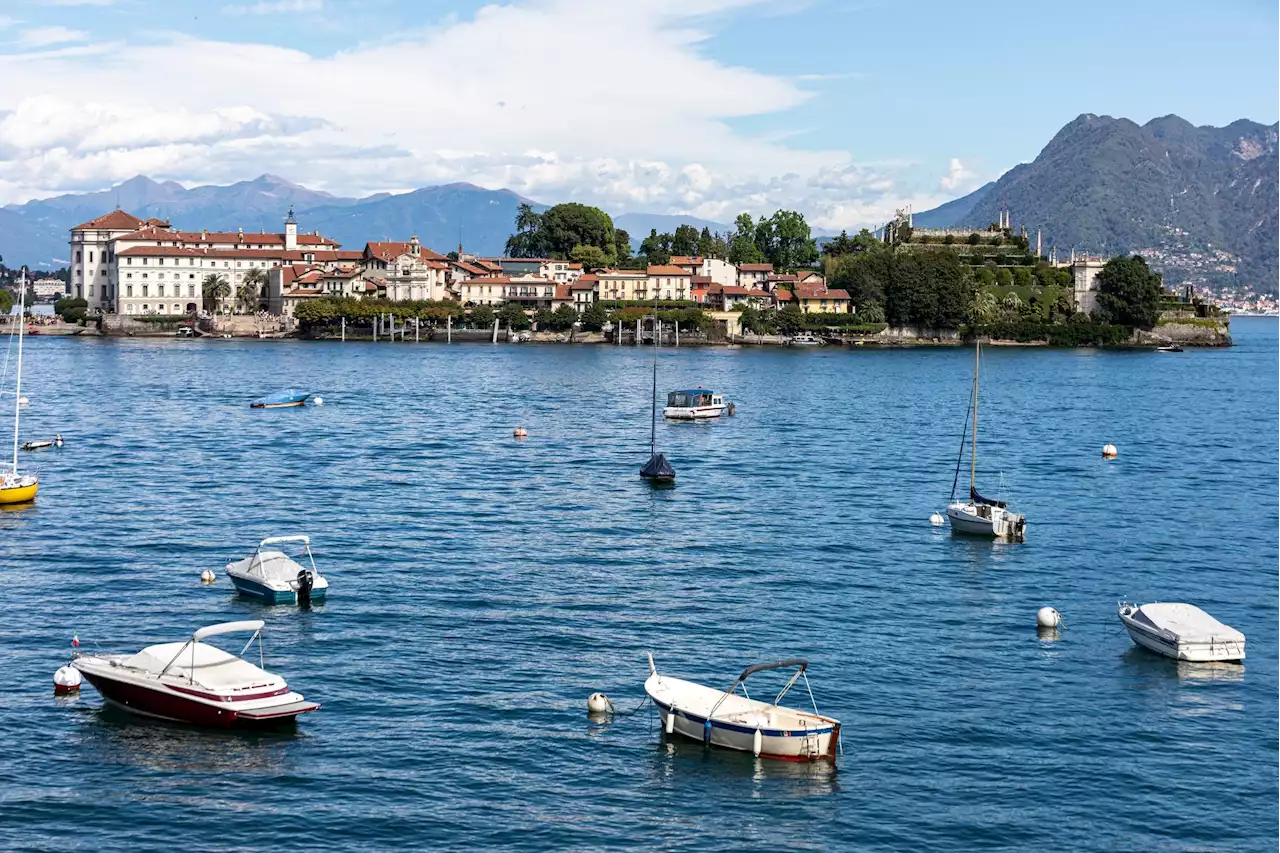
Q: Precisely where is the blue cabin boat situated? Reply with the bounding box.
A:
[250,389,311,409]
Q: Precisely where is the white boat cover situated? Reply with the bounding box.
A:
[1133,603,1244,643]
[124,642,282,690]
[228,550,305,584]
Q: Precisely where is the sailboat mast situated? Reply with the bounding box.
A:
[650,360,657,455]
[12,269,25,474]
[969,340,979,493]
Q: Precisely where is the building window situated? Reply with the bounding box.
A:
[88,251,94,262]
[158,258,164,265]
[188,285,195,298]
[75,251,81,263]
[127,285,133,297]
[159,285,165,297]
[142,285,148,297]
[142,273,148,279]
[127,258,132,265]
[126,273,132,280]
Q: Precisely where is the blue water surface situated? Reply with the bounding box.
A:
[0,318,1276,852]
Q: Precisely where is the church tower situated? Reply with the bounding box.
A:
[284,206,297,251]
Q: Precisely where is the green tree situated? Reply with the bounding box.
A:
[776,305,806,335]
[821,230,858,258]
[829,249,891,307]
[237,268,266,313]
[1012,267,1034,289]
[498,301,531,330]
[549,304,579,331]
[469,304,496,328]
[613,229,632,265]
[857,302,886,324]
[569,244,611,270]
[202,273,230,313]
[671,224,700,256]
[580,302,608,331]
[995,268,1013,287]
[966,233,981,246]
[54,296,88,323]
[1094,254,1162,329]
[639,229,672,266]
[533,306,554,328]
[755,210,819,270]
[727,213,765,265]
[989,235,1003,247]
[0,289,13,316]
[540,203,615,259]
[943,234,956,245]
[504,203,546,257]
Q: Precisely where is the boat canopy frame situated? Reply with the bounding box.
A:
[701,657,839,752]
[160,620,266,682]
[252,535,320,577]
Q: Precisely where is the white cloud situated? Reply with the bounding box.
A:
[34,0,121,5]
[223,0,323,14]
[0,16,18,29]
[18,26,89,47]
[0,0,945,231]
[939,157,980,193]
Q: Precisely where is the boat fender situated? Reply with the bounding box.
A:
[665,707,675,735]
[200,569,217,583]
[296,569,314,605]
[752,728,762,757]
[53,665,81,694]
[702,719,712,744]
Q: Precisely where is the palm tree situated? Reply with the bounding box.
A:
[238,269,266,313]
[202,273,230,314]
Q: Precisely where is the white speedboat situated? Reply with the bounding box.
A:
[788,333,823,347]
[945,341,1025,540]
[1118,602,1245,662]
[644,655,840,762]
[226,535,329,604]
[71,620,320,727]
[663,389,729,420]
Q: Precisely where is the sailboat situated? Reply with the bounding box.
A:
[639,307,675,482]
[945,340,1023,540]
[1,272,39,505]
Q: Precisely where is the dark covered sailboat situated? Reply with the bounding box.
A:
[640,312,675,483]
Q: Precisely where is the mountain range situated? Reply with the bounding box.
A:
[2,112,1275,294]
[914,114,1279,292]
[0,174,739,269]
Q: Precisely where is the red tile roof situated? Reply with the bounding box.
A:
[464,276,512,284]
[570,274,598,290]
[670,255,703,266]
[795,284,850,300]
[365,241,447,262]
[117,226,338,247]
[647,265,692,276]
[737,263,773,272]
[774,288,793,302]
[72,210,149,231]
[554,285,571,301]
[451,261,488,276]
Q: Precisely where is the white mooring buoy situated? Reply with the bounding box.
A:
[929,512,946,526]
[1102,443,1118,459]
[200,569,216,584]
[586,692,613,714]
[53,665,81,694]
[312,396,324,406]
[513,425,528,438]
[1036,607,1062,629]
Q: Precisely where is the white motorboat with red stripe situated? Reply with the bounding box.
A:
[644,654,840,762]
[71,620,319,727]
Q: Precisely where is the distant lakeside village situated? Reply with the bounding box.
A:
[2,201,1243,347]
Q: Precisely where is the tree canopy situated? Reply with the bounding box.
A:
[505,203,616,262]
[1093,254,1163,329]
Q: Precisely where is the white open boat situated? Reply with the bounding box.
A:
[644,655,840,762]
[72,620,319,727]
[945,340,1025,540]
[788,333,823,347]
[663,389,730,420]
[225,535,329,604]
[1118,602,1245,663]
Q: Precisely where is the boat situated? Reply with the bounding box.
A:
[71,620,320,727]
[1156,344,1184,353]
[640,306,675,482]
[1118,602,1245,663]
[250,388,311,409]
[945,341,1025,540]
[225,535,329,604]
[0,273,38,505]
[787,333,823,347]
[663,389,730,420]
[644,655,840,761]
[20,439,53,451]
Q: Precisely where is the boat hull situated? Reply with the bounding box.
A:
[946,502,1025,540]
[0,480,38,504]
[79,672,315,727]
[663,406,726,420]
[1119,614,1245,663]
[649,696,838,761]
[228,573,328,604]
[250,400,306,409]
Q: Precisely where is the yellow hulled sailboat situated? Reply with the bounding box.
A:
[1,274,38,505]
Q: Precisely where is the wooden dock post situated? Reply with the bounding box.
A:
[675,320,679,347]
[492,318,499,343]
[341,316,345,342]
[447,314,452,343]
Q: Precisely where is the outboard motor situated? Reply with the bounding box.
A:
[296,569,314,606]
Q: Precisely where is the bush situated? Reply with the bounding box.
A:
[580,303,607,331]
[943,234,956,245]
[469,305,496,328]
[549,304,578,331]
[968,321,1133,346]
[966,233,981,246]
[54,296,89,323]
[989,236,1003,247]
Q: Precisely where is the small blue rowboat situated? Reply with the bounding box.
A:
[250,389,311,409]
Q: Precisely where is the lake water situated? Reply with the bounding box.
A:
[1,319,1276,852]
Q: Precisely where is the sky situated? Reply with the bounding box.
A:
[0,0,1276,229]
